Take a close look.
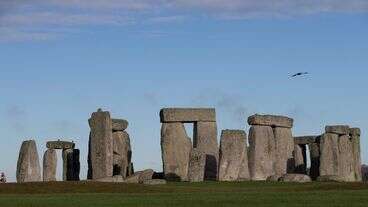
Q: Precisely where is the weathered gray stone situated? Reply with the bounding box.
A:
[294,144,307,174]
[143,179,167,185]
[294,136,318,145]
[279,174,312,183]
[194,121,219,180]
[128,162,134,177]
[113,131,132,178]
[308,142,321,180]
[16,140,42,183]
[62,149,80,181]
[124,169,154,184]
[320,133,339,177]
[95,175,124,183]
[325,125,350,135]
[238,145,250,181]
[350,128,362,181]
[88,109,113,179]
[317,175,345,182]
[112,119,129,131]
[248,114,293,128]
[219,130,249,181]
[43,149,57,182]
[338,135,355,182]
[266,175,281,182]
[46,140,75,150]
[161,122,192,181]
[273,127,294,176]
[248,126,275,181]
[160,108,216,123]
[188,149,206,182]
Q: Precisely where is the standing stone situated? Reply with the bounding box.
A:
[112,119,129,131]
[248,126,275,180]
[43,149,57,182]
[161,122,192,181]
[16,140,42,183]
[320,133,339,176]
[63,149,80,181]
[188,149,206,182]
[88,109,113,179]
[193,121,219,180]
[338,135,355,181]
[238,145,250,181]
[219,130,248,181]
[113,131,132,178]
[350,128,362,181]
[273,127,294,176]
[293,144,307,174]
[309,142,320,180]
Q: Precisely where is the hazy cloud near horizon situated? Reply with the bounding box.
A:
[0,0,367,42]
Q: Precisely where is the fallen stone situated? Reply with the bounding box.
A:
[248,114,293,128]
[160,108,216,123]
[63,149,80,181]
[16,140,42,183]
[219,130,248,181]
[112,119,129,131]
[317,175,345,182]
[194,121,219,180]
[350,128,362,181]
[279,174,312,183]
[248,125,275,181]
[95,175,124,183]
[88,109,113,179]
[320,133,339,177]
[124,169,154,184]
[143,179,167,185]
[273,127,294,176]
[43,149,57,182]
[294,136,318,145]
[161,122,192,181]
[188,148,206,182]
[46,140,75,150]
[266,175,281,182]
[325,125,350,135]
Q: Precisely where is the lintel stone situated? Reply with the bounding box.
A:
[112,119,129,131]
[46,140,75,150]
[349,128,361,136]
[294,136,319,145]
[325,125,350,135]
[160,108,216,123]
[247,114,293,128]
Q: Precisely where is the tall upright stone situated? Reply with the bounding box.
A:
[273,127,294,176]
[88,109,113,179]
[248,125,275,180]
[320,133,340,176]
[219,130,249,181]
[338,135,355,181]
[43,149,57,182]
[16,140,41,183]
[309,141,321,180]
[293,144,307,174]
[113,131,132,178]
[161,122,192,181]
[63,149,80,181]
[194,121,219,180]
[350,128,362,181]
[188,148,206,182]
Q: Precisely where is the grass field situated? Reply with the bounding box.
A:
[1,181,368,207]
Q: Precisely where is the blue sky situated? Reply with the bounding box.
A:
[1,1,368,181]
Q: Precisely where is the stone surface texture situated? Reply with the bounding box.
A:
[247,114,293,128]
[124,169,154,184]
[113,131,132,178]
[273,127,294,176]
[279,174,312,183]
[308,142,321,180]
[218,130,249,181]
[294,136,318,145]
[43,149,57,182]
[62,149,80,181]
[16,140,42,183]
[88,110,113,179]
[350,128,362,181]
[112,119,129,131]
[325,125,350,135]
[320,133,340,177]
[293,144,307,174]
[193,121,219,180]
[188,148,206,182]
[161,122,192,181]
[46,141,75,150]
[160,108,216,123]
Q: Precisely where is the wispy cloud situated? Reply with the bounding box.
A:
[1,0,367,42]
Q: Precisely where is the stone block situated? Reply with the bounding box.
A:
[273,127,294,176]
[16,140,42,183]
[279,174,312,183]
[124,169,154,184]
[46,141,75,150]
[188,148,206,182]
[293,144,307,174]
[320,133,339,177]
[351,128,362,181]
[325,125,350,135]
[248,114,293,128]
[113,131,132,178]
[112,119,129,131]
[160,108,216,123]
[63,149,80,181]
[294,136,318,145]
[308,142,321,180]
[43,149,57,182]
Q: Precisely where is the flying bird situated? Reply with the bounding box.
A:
[290,72,309,78]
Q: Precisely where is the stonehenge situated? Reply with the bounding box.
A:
[14,108,363,184]
[160,108,219,181]
[16,140,42,183]
[88,109,133,181]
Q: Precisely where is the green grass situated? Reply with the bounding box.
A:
[1,181,368,207]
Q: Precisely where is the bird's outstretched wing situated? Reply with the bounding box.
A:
[290,72,309,78]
